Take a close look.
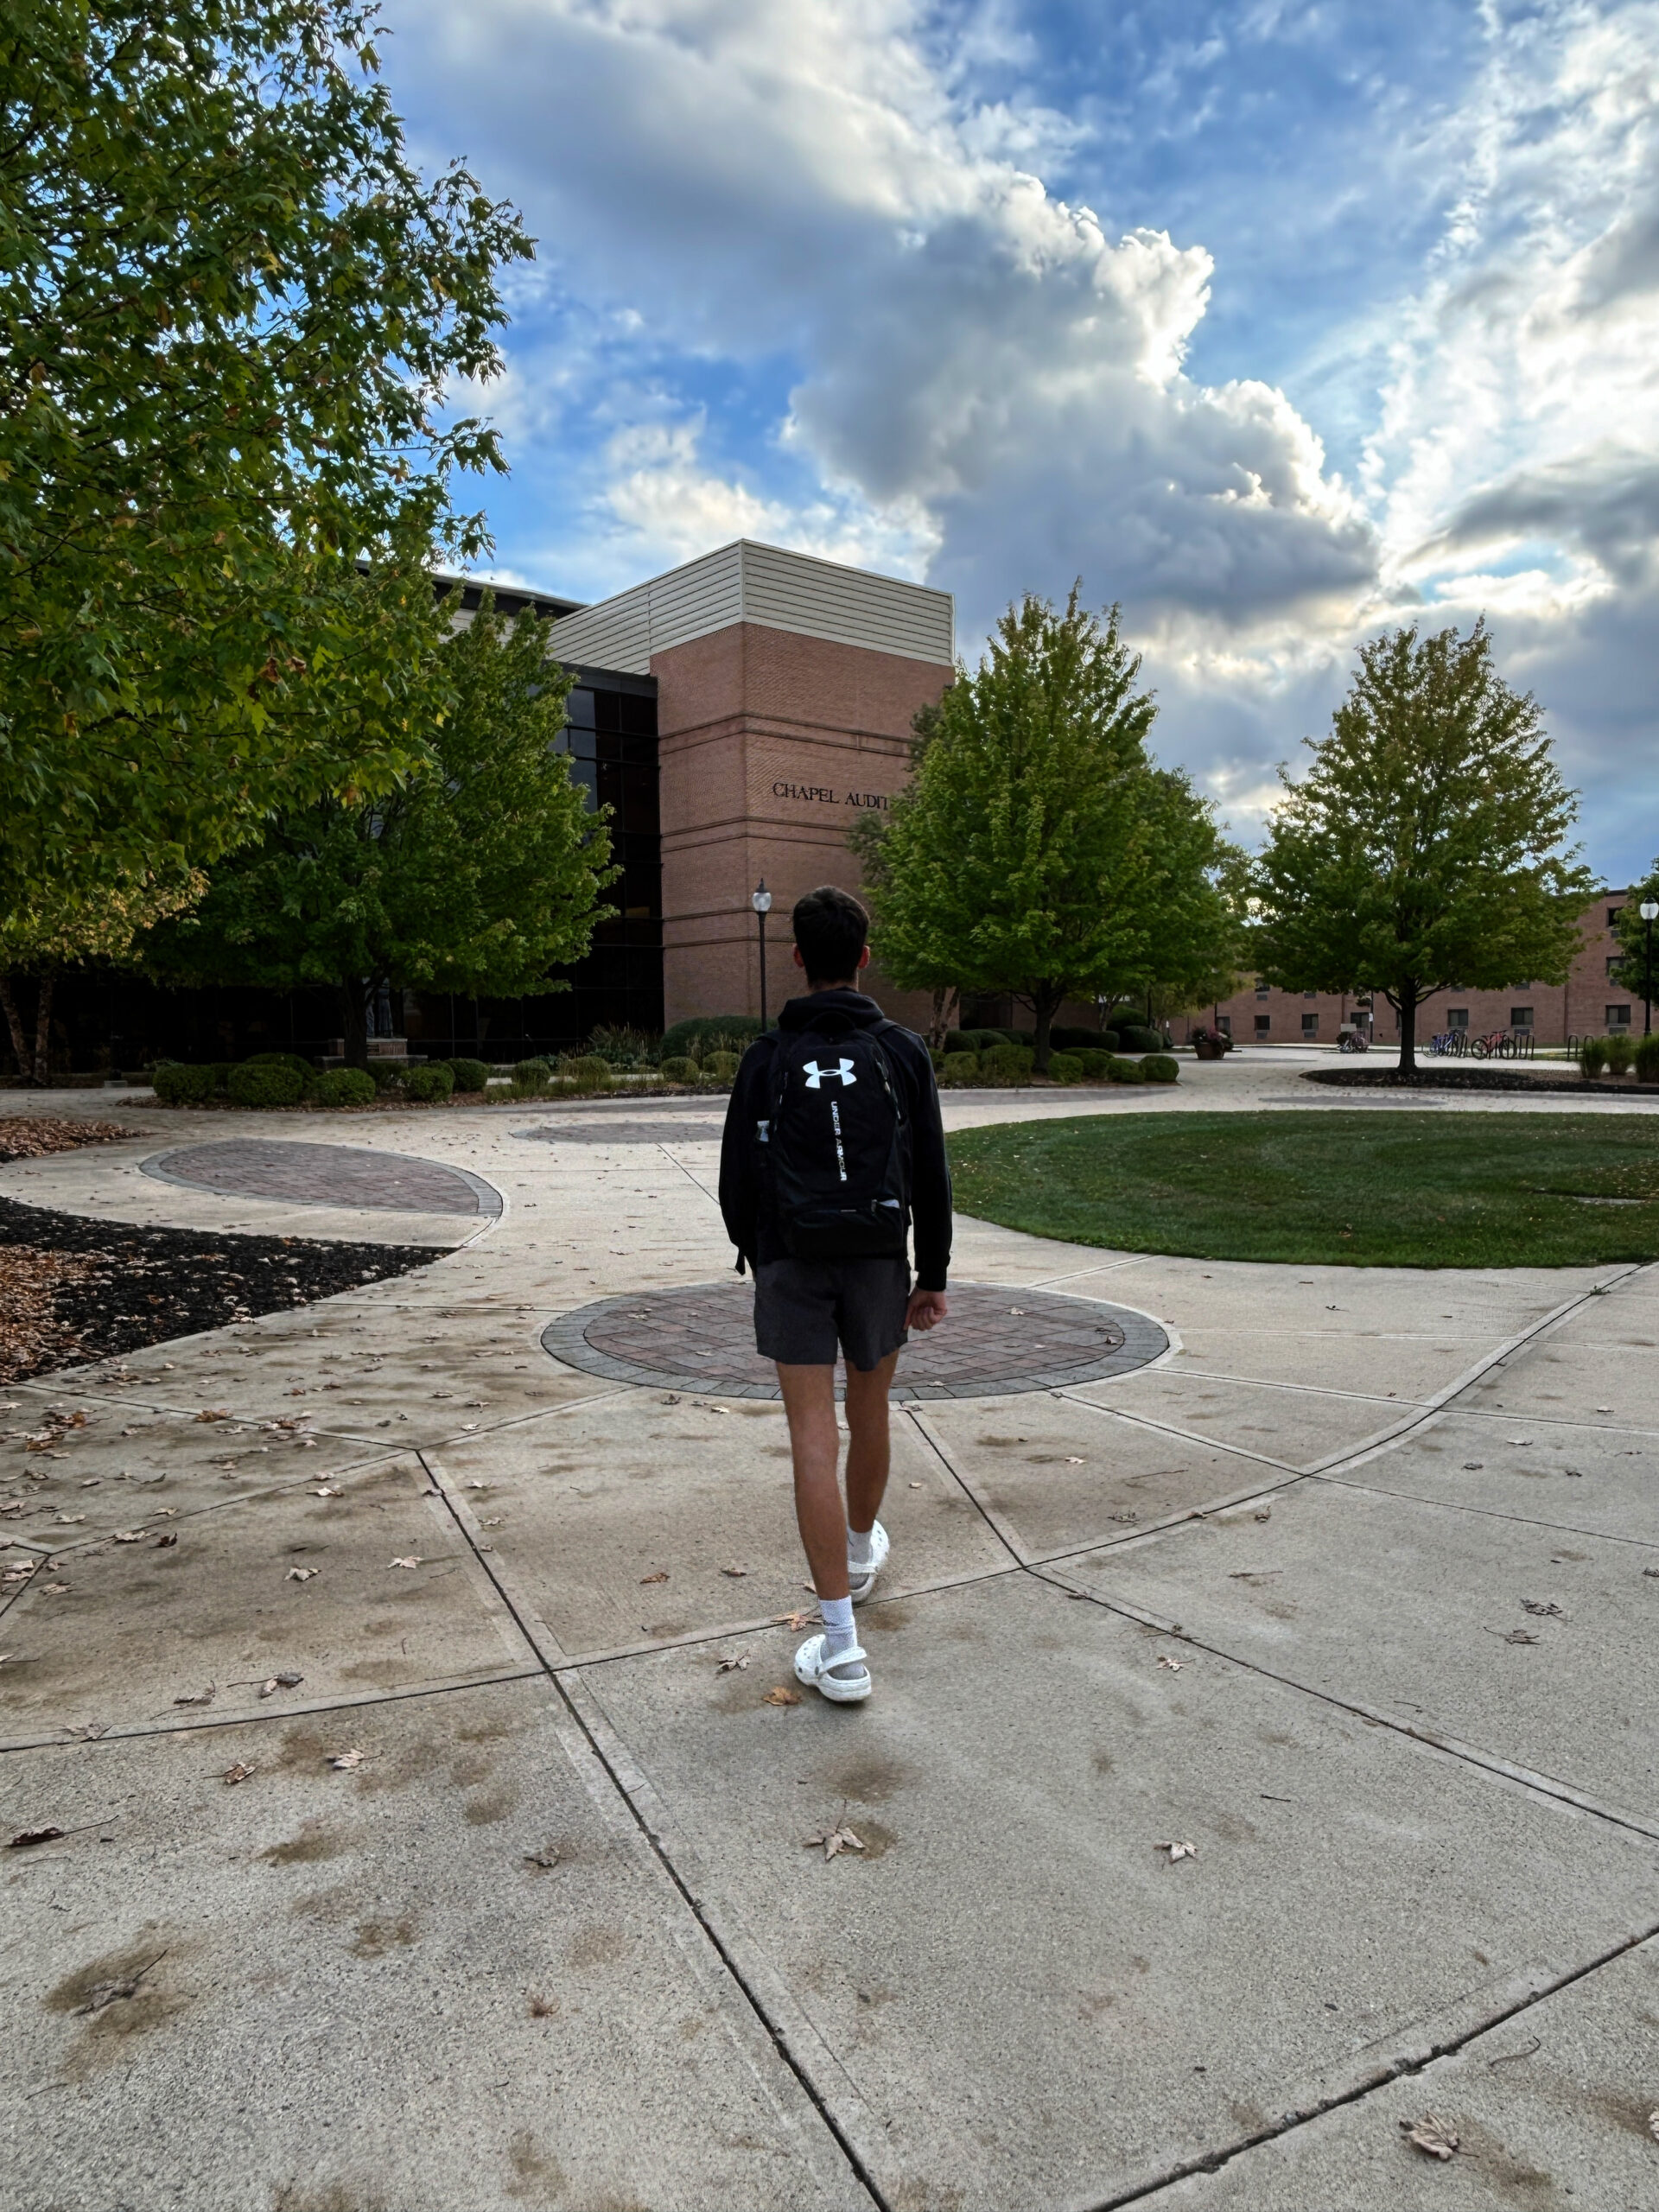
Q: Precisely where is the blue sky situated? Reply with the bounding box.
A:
[379,0,1659,881]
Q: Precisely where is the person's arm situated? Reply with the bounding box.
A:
[904,1038,952,1293]
[718,1042,769,1271]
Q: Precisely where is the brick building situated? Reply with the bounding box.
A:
[1175,889,1648,1050]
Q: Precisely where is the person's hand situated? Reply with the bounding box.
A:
[906,1288,948,1332]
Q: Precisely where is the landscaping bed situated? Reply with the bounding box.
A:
[0,1117,140,1163]
[947,1109,1659,1267]
[0,1198,433,1382]
[1304,1065,1655,1096]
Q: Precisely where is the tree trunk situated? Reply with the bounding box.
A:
[1033,986,1065,1072]
[928,984,958,1052]
[340,980,371,1070]
[1396,980,1419,1074]
[0,973,31,1084]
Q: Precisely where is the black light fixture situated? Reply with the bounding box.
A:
[751,879,773,1029]
[1641,895,1657,1037]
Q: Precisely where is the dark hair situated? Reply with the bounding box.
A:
[792,884,869,984]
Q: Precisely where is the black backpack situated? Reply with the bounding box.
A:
[762,1015,911,1261]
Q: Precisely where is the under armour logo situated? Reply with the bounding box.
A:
[802,1058,857,1089]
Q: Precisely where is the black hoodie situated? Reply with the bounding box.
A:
[718,988,952,1290]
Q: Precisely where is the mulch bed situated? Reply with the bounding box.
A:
[1303,1066,1656,1096]
[0,1199,435,1384]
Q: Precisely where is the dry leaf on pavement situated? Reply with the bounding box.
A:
[258,1671,303,1698]
[1156,1655,1184,1671]
[1399,2114,1459,2161]
[1520,1599,1565,1618]
[763,1685,800,1707]
[220,1762,256,1785]
[774,1609,813,1630]
[715,1652,752,1673]
[1487,1626,1540,1644]
[310,1485,341,1498]
[804,1822,866,1863]
[153,1532,177,1548]
[387,1556,422,1570]
[194,1408,229,1423]
[1154,1840,1198,1862]
[112,1529,148,1543]
[1064,1456,1084,1465]
[524,1846,561,1870]
[285,1566,320,1582]
[174,1686,214,1707]
[1647,2110,1659,2143]
[328,1749,363,1771]
[639,1569,669,1584]
[720,1564,749,1578]
[9,1826,65,1848]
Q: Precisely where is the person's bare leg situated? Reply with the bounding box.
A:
[842,1348,899,1535]
[775,1363,849,1600]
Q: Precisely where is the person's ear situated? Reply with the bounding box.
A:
[857,944,871,970]
[792,944,805,969]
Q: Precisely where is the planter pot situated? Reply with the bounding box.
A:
[1193,1039,1225,1061]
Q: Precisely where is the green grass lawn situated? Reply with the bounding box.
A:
[946,1110,1659,1268]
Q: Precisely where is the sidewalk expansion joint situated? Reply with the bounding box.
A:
[1078,1923,1659,2211]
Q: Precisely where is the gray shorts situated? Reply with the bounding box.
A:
[753,1256,911,1371]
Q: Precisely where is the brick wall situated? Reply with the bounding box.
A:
[656,623,949,1027]
[1184,891,1643,1047]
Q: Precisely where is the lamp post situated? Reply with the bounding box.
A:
[752,880,773,1030]
[1641,896,1658,1037]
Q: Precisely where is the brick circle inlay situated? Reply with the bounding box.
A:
[543,1280,1166,1401]
[141,1140,501,1217]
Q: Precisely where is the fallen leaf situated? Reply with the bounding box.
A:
[1649,2109,1659,2143]
[1507,1438,1534,1447]
[8,1826,65,1848]
[908,1480,924,1488]
[776,1610,813,1630]
[1254,1508,1272,1522]
[220,1761,256,1785]
[715,1652,752,1673]
[639,1569,669,1585]
[53,1514,86,1526]
[1064,1456,1084,1465]
[1399,2113,1459,2161]
[258,1671,303,1697]
[39,1581,67,1593]
[1154,1840,1198,1862]
[720,1564,749,1578]
[153,1532,177,1548]
[65,1721,109,1740]
[173,1686,214,1707]
[1156,1655,1184,1671]
[1462,1462,1484,1471]
[1228,1570,1281,1582]
[112,1529,148,1543]
[1520,1599,1565,1618]
[194,1408,230,1423]
[309,1485,341,1497]
[527,1993,558,2018]
[1007,1307,1025,1315]
[804,1822,865,1862]
[524,1846,560,1869]
[1497,1627,1540,1644]
[763,1685,801,1707]
[387,1556,422,1570]
[327,1749,363,1771]
[285,1566,319,1582]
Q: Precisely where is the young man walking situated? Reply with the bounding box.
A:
[720,885,951,1704]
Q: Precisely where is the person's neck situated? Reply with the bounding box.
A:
[806,977,860,995]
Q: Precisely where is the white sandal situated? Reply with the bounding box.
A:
[848,1518,890,1605]
[794,1633,872,1703]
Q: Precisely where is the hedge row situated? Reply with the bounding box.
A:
[938,1045,1178,1088]
[150,1053,498,1109]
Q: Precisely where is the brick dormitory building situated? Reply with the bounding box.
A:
[17,538,1650,1069]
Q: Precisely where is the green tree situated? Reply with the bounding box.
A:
[861,589,1230,1067]
[1252,621,1593,1070]
[847,700,959,1046]
[1,868,205,1083]
[143,601,616,1061]
[1609,867,1659,1031]
[0,0,533,912]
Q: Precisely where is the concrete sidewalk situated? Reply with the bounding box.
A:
[2,1087,1656,2209]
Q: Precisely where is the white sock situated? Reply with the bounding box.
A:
[820,1593,856,1658]
[848,1525,874,1572]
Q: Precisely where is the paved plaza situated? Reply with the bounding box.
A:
[2,1055,1656,2210]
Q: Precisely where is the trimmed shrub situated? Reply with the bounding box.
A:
[563,1055,615,1092]
[587,1023,659,1067]
[1605,1032,1636,1076]
[1108,1058,1147,1084]
[1050,1025,1109,1052]
[315,1067,377,1108]
[1580,1037,1609,1077]
[515,1056,555,1078]
[1075,1049,1115,1080]
[242,1051,315,1094]
[367,1060,405,1091]
[404,1063,455,1102]
[152,1062,217,1105]
[658,1055,697,1084]
[227,1059,306,1108]
[980,1043,1033,1085]
[1046,1051,1084,1084]
[1116,1024,1163,1054]
[1141,1054,1179,1084]
[1635,1034,1659,1083]
[661,1014,763,1061]
[206,1061,238,1091]
[702,1051,741,1083]
[946,1027,1012,1054]
[446,1057,492,1093]
[938,1050,981,1087]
